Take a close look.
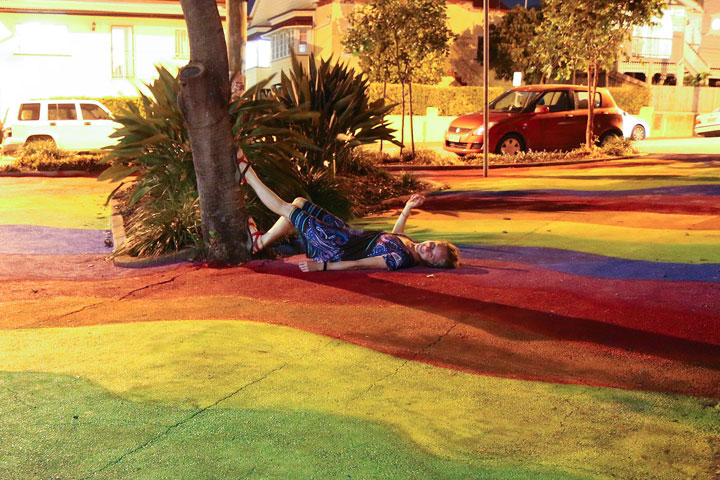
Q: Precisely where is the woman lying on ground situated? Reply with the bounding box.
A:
[236,150,460,272]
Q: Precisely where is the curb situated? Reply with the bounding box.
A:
[379,154,645,172]
[109,199,196,268]
[0,170,99,178]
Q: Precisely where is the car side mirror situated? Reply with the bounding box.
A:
[534,105,550,114]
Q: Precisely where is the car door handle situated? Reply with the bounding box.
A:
[565,114,575,118]
[49,122,56,126]
[84,122,91,125]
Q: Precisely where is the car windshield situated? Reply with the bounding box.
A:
[489,90,540,113]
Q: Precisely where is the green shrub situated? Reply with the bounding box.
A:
[368,84,505,116]
[11,141,104,172]
[115,188,203,258]
[608,86,651,114]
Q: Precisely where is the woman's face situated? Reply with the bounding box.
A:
[414,241,446,266]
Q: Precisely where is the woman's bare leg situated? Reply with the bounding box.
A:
[243,165,295,219]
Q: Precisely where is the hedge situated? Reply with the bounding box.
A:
[368,84,505,116]
[369,83,651,116]
[606,86,651,115]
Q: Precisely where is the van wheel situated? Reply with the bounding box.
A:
[26,135,56,146]
[495,134,525,155]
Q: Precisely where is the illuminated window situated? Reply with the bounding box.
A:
[175,30,190,58]
[247,39,271,69]
[298,30,308,54]
[271,31,290,60]
[15,23,70,55]
[111,26,134,78]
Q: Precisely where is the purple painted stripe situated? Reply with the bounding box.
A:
[434,184,720,198]
[460,245,720,283]
[0,225,113,255]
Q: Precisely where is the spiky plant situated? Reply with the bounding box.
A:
[274,53,401,176]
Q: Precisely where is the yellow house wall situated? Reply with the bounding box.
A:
[0,12,201,113]
[312,2,357,69]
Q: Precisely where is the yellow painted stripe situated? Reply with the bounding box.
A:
[0,320,714,479]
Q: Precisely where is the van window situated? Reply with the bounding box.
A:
[48,104,78,121]
[80,103,111,121]
[18,103,40,121]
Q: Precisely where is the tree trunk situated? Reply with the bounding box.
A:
[586,61,598,147]
[409,81,415,157]
[379,80,387,154]
[400,80,406,157]
[179,0,249,265]
[227,0,247,98]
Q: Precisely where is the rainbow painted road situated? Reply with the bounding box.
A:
[0,156,718,480]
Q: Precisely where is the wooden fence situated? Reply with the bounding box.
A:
[650,86,720,113]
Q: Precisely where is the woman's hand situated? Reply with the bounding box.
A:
[405,194,425,210]
[298,260,324,272]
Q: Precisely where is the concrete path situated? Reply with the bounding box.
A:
[1,156,718,480]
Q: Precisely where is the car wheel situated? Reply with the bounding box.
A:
[496,134,525,155]
[599,132,621,146]
[630,125,646,141]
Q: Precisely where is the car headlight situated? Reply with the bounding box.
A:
[473,122,495,135]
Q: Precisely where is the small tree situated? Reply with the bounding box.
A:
[490,6,544,84]
[537,0,666,147]
[343,0,453,156]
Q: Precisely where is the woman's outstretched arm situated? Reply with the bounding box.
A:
[392,194,425,234]
[298,256,387,272]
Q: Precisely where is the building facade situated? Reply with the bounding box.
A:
[245,0,508,89]
[618,0,720,87]
[0,0,228,116]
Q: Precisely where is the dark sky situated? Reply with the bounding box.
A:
[502,0,541,7]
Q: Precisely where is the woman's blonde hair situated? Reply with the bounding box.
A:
[430,242,460,269]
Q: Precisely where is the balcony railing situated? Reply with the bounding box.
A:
[631,36,672,59]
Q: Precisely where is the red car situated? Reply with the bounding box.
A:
[444,84,624,155]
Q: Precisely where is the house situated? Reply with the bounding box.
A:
[618,0,720,87]
[245,0,509,89]
[0,0,228,116]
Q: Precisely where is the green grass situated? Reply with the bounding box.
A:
[0,371,597,480]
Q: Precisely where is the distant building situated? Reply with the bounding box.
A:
[0,0,227,115]
[245,0,508,89]
[618,0,720,86]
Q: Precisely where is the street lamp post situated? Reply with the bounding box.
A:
[483,0,489,177]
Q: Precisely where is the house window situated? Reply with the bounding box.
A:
[632,13,672,59]
[111,26,134,78]
[298,30,308,54]
[175,30,190,59]
[247,39,271,69]
[271,31,290,60]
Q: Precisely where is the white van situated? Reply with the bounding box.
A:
[1,99,121,154]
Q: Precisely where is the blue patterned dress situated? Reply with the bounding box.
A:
[290,202,416,271]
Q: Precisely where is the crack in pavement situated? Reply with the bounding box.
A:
[348,322,459,403]
[17,269,198,329]
[79,363,287,480]
[117,268,198,301]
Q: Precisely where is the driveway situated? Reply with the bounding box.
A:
[0,155,718,480]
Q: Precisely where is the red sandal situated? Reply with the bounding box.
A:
[235,150,252,185]
[247,217,264,254]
